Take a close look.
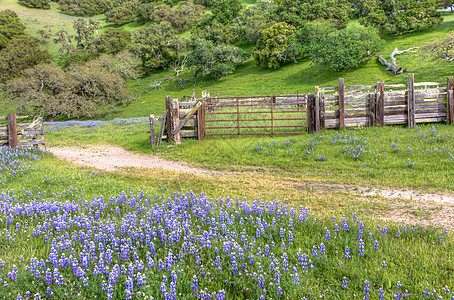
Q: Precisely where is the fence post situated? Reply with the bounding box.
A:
[157,111,166,146]
[307,94,315,133]
[376,82,384,127]
[407,73,415,128]
[447,77,454,125]
[315,87,320,132]
[368,93,376,127]
[149,115,155,148]
[7,113,17,149]
[338,78,345,130]
[320,89,325,131]
[165,95,173,141]
[271,96,275,134]
[172,99,181,144]
[197,100,205,140]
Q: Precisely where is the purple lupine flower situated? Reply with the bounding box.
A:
[192,275,198,292]
[342,277,348,289]
[345,247,352,259]
[325,228,331,240]
[363,280,370,299]
[358,239,365,257]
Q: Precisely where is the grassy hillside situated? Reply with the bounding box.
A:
[120,14,454,119]
[1,1,454,119]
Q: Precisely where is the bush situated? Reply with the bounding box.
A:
[19,0,50,9]
[58,0,110,16]
[310,27,383,71]
[360,0,442,34]
[293,22,336,58]
[105,6,135,25]
[252,22,298,69]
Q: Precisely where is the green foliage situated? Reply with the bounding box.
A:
[58,0,111,16]
[252,22,298,69]
[0,35,51,83]
[233,0,277,44]
[211,0,243,24]
[275,0,351,29]
[136,2,204,32]
[6,60,130,120]
[422,31,454,62]
[193,20,240,44]
[187,38,248,83]
[19,0,50,9]
[105,6,136,25]
[53,19,101,66]
[98,28,132,55]
[310,27,383,71]
[0,9,25,50]
[293,21,336,58]
[129,22,186,72]
[360,0,442,34]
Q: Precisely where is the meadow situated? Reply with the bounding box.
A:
[1,1,454,299]
[0,144,453,299]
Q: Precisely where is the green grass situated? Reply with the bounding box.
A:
[115,13,454,119]
[0,147,452,299]
[45,119,454,193]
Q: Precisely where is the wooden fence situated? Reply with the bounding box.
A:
[152,74,454,146]
[315,75,453,131]
[0,114,46,149]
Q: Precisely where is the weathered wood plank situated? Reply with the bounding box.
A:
[20,129,44,135]
[448,77,454,124]
[339,78,344,129]
[407,73,415,128]
[172,99,181,144]
[174,101,203,135]
[157,111,166,146]
[18,140,45,146]
[150,115,155,148]
[320,92,325,130]
[197,102,204,140]
[369,93,375,127]
[315,87,320,132]
[165,96,173,142]
[414,82,445,87]
[377,82,384,127]
[344,84,376,90]
[7,114,17,148]
[383,84,406,88]
[307,94,315,133]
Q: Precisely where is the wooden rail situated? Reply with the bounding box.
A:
[157,74,454,146]
[0,114,46,149]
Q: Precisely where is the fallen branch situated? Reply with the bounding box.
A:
[372,47,419,75]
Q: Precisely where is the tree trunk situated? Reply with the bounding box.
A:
[372,47,419,75]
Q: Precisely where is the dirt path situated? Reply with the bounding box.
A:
[49,145,221,174]
[48,145,454,204]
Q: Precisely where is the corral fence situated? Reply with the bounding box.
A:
[0,114,46,149]
[150,74,454,146]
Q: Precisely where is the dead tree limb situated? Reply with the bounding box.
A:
[372,47,419,75]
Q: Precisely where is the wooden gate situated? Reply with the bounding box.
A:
[203,94,308,136]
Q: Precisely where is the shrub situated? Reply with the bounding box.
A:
[310,27,383,71]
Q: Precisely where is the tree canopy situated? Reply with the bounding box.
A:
[187,38,248,84]
[252,22,298,69]
[310,27,384,71]
[275,0,351,29]
[19,0,50,9]
[360,0,442,34]
[0,10,26,50]
[0,36,51,83]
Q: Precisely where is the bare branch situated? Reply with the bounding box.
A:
[373,47,419,75]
